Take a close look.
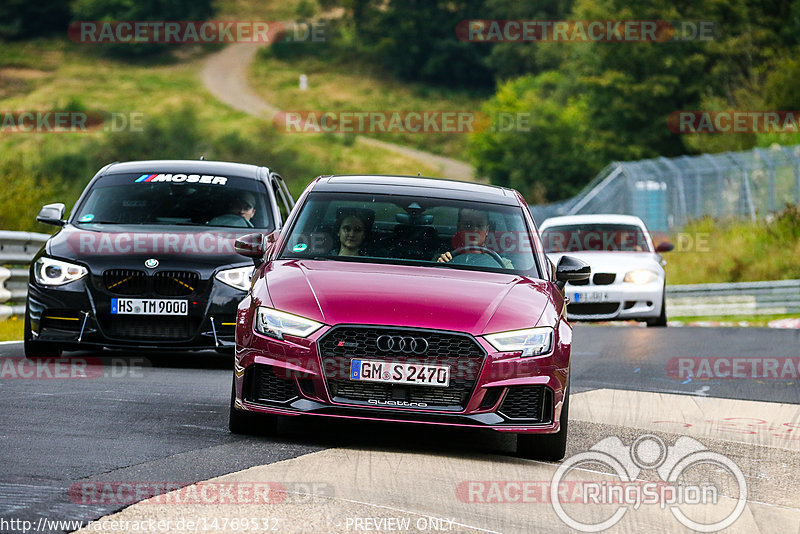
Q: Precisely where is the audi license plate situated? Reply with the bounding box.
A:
[573,291,608,303]
[350,359,450,387]
[111,298,188,316]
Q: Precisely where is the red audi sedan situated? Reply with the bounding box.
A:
[229,175,589,460]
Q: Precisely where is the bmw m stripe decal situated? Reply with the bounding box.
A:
[136,174,157,182]
[350,359,361,379]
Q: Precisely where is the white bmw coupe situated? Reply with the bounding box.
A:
[539,214,673,327]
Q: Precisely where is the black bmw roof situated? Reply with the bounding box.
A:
[100,160,264,179]
[311,175,521,205]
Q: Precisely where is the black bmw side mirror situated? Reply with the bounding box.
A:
[555,255,590,290]
[36,203,66,227]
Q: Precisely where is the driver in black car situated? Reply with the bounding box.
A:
[436,208,513,268]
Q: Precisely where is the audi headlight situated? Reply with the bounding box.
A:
[255,307,324,340]
[215,266,254,291]
[485,327,553,357]
[33,257,87,286]
[623,269,659,285]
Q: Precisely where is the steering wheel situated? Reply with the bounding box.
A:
[450,245,506,267]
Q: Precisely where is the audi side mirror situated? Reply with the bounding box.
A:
[555,255,590,290]
[36,203,66,227]
[235,232,278,268]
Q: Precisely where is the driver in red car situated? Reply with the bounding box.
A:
[436,208,513,268]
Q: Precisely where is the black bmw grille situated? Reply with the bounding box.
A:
[103,269,147,295]
[568,303,620,315]
[568,273,615,286]
[593,273,616,285]
[153,271,199,296]
[101,316,196,340]
[498,385,552,422]
[567,277,589,286]
[319,326,486,411]
[243,365,300,404]
[103,269,199,296]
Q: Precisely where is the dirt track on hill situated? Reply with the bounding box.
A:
[200,42,478,182]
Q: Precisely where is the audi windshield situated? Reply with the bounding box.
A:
[277,192,540,276]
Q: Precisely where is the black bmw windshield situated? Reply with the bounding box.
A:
[72,173,274,229]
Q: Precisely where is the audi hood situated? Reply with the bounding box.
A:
[259,259,553,335]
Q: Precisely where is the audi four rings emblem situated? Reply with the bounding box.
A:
[376,335,429,354]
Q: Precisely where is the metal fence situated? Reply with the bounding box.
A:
[530,144,800,231]
[0,231,49,318]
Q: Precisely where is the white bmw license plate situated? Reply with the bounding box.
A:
[111,298,188,316]
[350,359,450,387]
[573,291,608,303]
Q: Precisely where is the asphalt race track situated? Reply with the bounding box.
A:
[0,325,798,533]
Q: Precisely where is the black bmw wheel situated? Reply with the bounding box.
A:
[23,307,62,359]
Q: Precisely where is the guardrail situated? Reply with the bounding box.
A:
[666,279,800,316]
[1,230,799,320]
[0,231,49,319]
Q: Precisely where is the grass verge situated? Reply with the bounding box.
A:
[0,38,438,232]
[665,206,800,284]
[249,47,487,160]
[668,313,800,326]
[0,316,24,342]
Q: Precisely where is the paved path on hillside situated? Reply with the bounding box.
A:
[200,42,477,181]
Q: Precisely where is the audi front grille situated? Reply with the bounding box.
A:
[318,325,486,411]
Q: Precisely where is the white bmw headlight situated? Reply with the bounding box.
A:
[33,257,88,286]
[215,266,254,291]
[484,327,553,357]
[255,307,324,340]
[623,269,659,284]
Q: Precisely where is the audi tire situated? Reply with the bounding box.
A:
[228,377,277,435]
[517,378,569,461]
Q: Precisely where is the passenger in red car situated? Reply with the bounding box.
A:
[335,210,372,256]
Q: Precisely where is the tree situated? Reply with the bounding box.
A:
[0,0,71,39]
[470,73,606,203]
[71,0,215,57]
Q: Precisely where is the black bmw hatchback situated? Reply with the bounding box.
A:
[24,160,294,357]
